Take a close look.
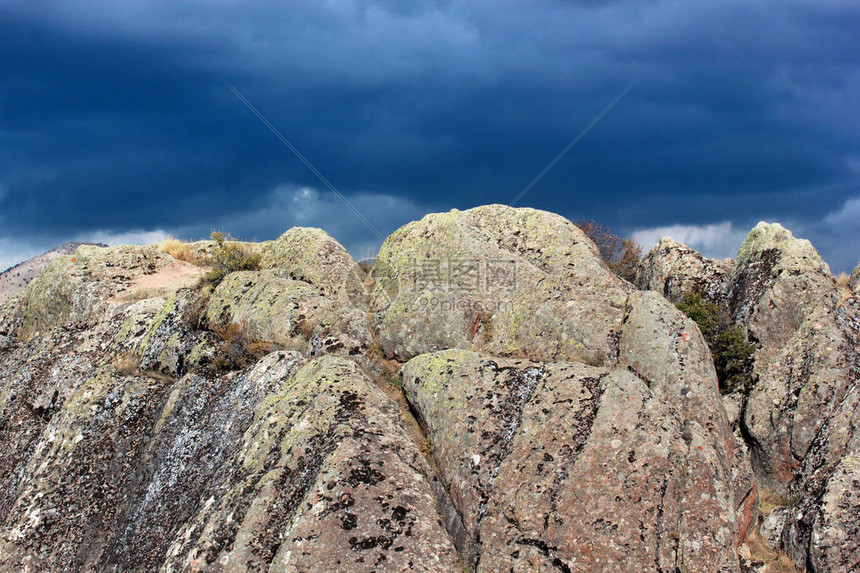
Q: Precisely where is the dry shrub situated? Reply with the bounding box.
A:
[577,219,642,282]
[836,272,851,297]
[182,288,212,330]
[209,321,280,372]
[743,527,803,573]
[211,323,257,371]
[204,231,262,286]
[757,488,797,516]
[296,316,317,340]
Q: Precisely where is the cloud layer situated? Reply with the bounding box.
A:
[1,0,858,271]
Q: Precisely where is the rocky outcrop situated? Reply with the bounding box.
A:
[1,211,856,572]
[731,226,859,573]
[0,245,171,340]
[370,205,629,364]
[639,221,860,572]
[850,262,860,293]
[636,237,733,302]
[0,242,107,306]
[372,206,740,571]
[160,355,461,572]
[260,227,366,304]
[0,239,459,572]
[401,342,738,572]
[202,270,371,358]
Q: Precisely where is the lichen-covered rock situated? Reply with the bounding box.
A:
[806,454,860,571]
[636,237,734,302]
[729,223,837,368]
[203,270,371,357]
[401,347,738,572]
[14,245,170,339]
[370,205,631,363]
[115,290,217,378]
[102,351,308,570]
[0,328,103,519]
[730,225,858,495]
[0,344,461,572]
[0,367,172,571]
[850,262,860,293]
[650,222,860,570]
[723,392,759,545]
[260,227,366,304]
[5,213,857,572]
[204,270,332,342]
[162,355,461,572]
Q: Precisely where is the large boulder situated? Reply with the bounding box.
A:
[729,224,856,486]
[203,230,372,360]
[370,205,630,364]
[11,245,171,339]
[260,227,366,305]
[643,222,860,571]
[203,270,333,344]
[0,352,462,572]
[160,355,461,572]
[636,237,734,302]
[202,269,372,358]
[401,343,738,572]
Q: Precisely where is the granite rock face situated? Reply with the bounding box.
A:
[638,222,860,572]
[401,345,737,572]
[0,239,459,572]
[636,237,733,302]
[0,211,855,572]
[370,204,630,364]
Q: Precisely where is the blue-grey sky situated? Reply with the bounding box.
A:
[1,0,859,272]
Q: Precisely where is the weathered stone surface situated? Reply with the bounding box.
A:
[370,205,630,363]
[0,366,172,571]
[204,270,332,343]
[203,269,371,357]
[806,454,860,571]
[161,355,461,572]
[636,237,734,302]
[12,245,171,339]
[850,262,860,293]
[0,346,461,572]
[643,222,860,570]
[116,290,217,378]
[401,348,738,572]
[260,227,366,304]
[730,223,838,370]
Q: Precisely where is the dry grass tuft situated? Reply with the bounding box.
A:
[296,316,317,340]
[113,351,141,375]
[743,527,803,573]
[125,286,171,301]
[836,272,852,297]
[157,237,201,264]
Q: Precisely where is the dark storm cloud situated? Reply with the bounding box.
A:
[1,0,858,270]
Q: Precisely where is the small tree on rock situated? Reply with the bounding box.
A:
[576,219,642,282]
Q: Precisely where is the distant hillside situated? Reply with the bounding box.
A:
[0,242,106,305]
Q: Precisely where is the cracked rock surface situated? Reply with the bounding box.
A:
[0,210,855,572]
[637,222,860,572]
